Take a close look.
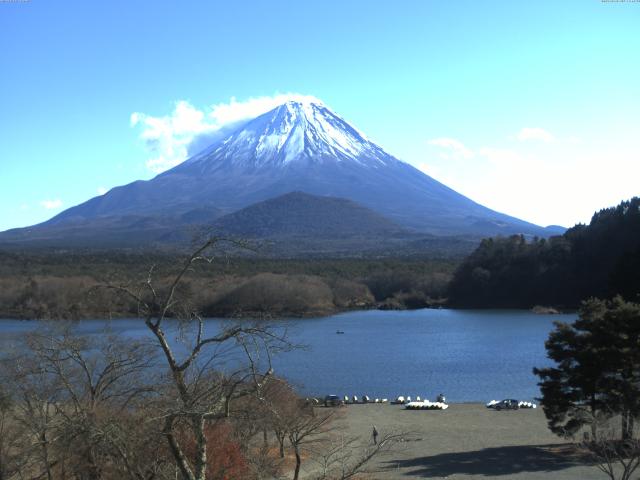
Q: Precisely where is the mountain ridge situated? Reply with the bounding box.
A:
[0,99,563,252]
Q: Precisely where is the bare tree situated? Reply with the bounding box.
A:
[0,324,168,480]
[309,430,407,480]
[99,237,290,480]
[579,419,640,480]
[0,386,29,480]
[0,346,62,480]
[285,404,335,480]
[26,327,161,480]
[257,377,300,459]
[583,438,640,480]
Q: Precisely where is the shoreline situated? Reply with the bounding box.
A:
[0,304,575,322]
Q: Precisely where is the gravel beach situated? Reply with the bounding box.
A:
[315,403,606,480]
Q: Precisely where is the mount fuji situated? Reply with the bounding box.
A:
[0,100,562,252]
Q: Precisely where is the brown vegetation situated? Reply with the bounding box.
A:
[0,238,406,480]
[205,273,339,317]
[0,251,454,320]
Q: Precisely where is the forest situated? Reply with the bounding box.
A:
[447,197,640,308]
[0,252,455,320]
[2,197,639,319]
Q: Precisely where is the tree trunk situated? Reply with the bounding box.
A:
[164,419,195,480]
[193,417,207,480]
[85,447,100,480]
[621,410,634,441]
[590,399,598,442]
[293,444,301,480]
[40,430,53,480]
[263,429,268,448]
[276,432,286,459]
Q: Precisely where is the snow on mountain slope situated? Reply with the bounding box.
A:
[180,100,393,172]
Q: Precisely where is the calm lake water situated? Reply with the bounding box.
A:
[0,309,575,402]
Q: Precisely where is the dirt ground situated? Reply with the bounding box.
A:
[302,403,608,480]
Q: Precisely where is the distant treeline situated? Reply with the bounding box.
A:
[0,253,456,319]
[448,197,640,308]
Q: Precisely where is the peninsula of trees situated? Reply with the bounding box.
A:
[448,197,640,309]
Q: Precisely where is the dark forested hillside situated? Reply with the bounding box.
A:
[448,197,640,308]
[213,192,403,237]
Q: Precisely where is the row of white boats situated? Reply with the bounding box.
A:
[486,399,537,409]
[394,396,449,410]
[342,395,450,410]
[404,401,449,410]
[342,395,388,404]
[320,395,536,412]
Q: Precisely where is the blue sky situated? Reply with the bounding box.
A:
[1,0,638,231]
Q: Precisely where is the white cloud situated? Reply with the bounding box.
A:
[97,186,108,195]
[417,129,640,227]
[19,204,29,210]
[516,127,554,143]
[208,94,321,125]
[427,137,474,159]
[132,93,322,173]
[40,199,63,210]
[477,147,526,166]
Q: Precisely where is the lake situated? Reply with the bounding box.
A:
[0,309,574,402]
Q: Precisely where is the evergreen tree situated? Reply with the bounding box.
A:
[534,297,640,440]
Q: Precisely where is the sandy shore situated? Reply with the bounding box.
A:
[307,403,605,480]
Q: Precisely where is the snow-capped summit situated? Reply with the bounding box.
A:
[181,100,395,172]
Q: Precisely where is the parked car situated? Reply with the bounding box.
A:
[324,395,343,407]
[494,399,520,411]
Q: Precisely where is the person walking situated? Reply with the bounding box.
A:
[372,425,379,445]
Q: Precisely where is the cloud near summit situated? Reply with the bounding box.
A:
[131,93,322,173]
[516,127,554,143]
